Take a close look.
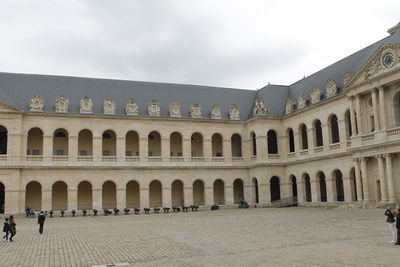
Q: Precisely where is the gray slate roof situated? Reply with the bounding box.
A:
[0,26,400,120]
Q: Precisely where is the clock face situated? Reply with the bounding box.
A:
[383,52,394,67]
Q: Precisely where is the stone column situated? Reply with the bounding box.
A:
[295,131,302,152]
[139,187,149,209]
[338,118,347,144]
[116,136,126,163]
[311,178,320,202]
[223,139,232,162]
[378,86,387,129]
[354,159,363,201]
[256,135,267,158]
[371,88,380,130]
[161,137,170,162]
[67,188,78,211]
[21,133,28,162]
[349,97,357,135]
[342,175,353,202]
[307,127,315,149]
[68,135,78,162]
[43,135,53,162]
[321,123,330,147]
[384,154,395,202]
[258,182,270,204]
[139,137,148,162]
[326,178,336,202]
[296,178,305,203]
[162,187,171,207]
[360,158,370,201]
[5,189,20,214]
[182,138,191,162]
[204,138,212,162]
[8,133,23,163]
[93,136,102,162]
[204,186,214,206]
[116,187,126,209]
[224,185,234,205]
[243,184,252,203]
[242,138,251,161]
[376,154,388,202]
[355,95,362,134]
[92,188,102,210]
[184,186,193,206]
[42,189,52,211]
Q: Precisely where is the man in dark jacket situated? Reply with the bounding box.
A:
[38,211,46,234]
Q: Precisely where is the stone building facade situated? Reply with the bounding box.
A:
[1,23,400,214]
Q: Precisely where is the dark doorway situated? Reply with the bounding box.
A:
[270,176,281,202]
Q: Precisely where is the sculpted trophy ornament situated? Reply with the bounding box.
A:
[210,105,222,119]
[343,72,353,87]
[297,94,307,109]
[229,104,240,120]
[125,98,139,116]
[285,98,293,114]
[191,104,202,118]
[253,99,268,116]
[29,95,44,112]
[80,96,93,114]
[55,96,69,113]
[103,99,116,115]
[326,80,337,97]
[310,87,321,104]
[169,102,181,117]
[148,100,160,116]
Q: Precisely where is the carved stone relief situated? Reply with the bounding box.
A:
[29,95,44,112]
[191,104,202,118]
[310,87,321,104]
[148,100,160,116]
[103,99,116,115]
[80,96,93,114]
[285,98,293,114]
[210,105,222,119]
[253,99,268,116]
[229,105,240,120]
[55,96,69,113]
[326,80,337,97]
[169,102,181,118]
[125,98,139,116]
[343,72,352,87]
[297,94,307,109]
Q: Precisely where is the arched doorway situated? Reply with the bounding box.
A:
[25,181,42,211]
[213,179,225,205]
[52,181,68,211]
[350,168,357,201]
[251,132,257,156]
[27,128,43,156]
[252,178,259,204]
[0,126,8,155]
[270,176,280,202]
[303,174,312,202]
[171,180,184,206]
[319,172,327,202]
[170,132,183,157]
[288,128,295,152]
[335,170,345,202]
[0,182,4,213]
[126,180,140,208]
[290,176,297,197]
[267,130,278,154]
[193,180,205,206]
[233,179,244,204]
[212,133,223,157]
[102,130,116,157]
[314,120,323,147]
[329,114,340,144]
[77,181,92,210]
[78,129,93,156]
[126,131,139,157]
[231,134,242,157]
[148,131,161,157]
[53,129,69,156]
[102,181,116,209]
[149,180,162,207]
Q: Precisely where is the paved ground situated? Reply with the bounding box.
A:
[0,207,398,267]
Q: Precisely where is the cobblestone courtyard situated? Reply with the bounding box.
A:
[0,207,398,267]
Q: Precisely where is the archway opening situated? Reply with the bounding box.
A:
[0,182,4,213]
[251,132,257,155]
[0,126,8,155]
[290,176,297,197]
[350,168,357,201]
[148,131,161,157]
[191,133,203,157]
[345,109,352,139]
[304,174,312,202]
[27,128,43,155]
[171,180,184,206]
[288,128,295,152]
[330,115,340,144]
[300,124,308,150]
[252,178,259,204]
[53,129,69,155]
[314,120,323,147]
[52,181,67,211]
[170,132,182,157]
[78,181,92,210]
[102,181,116,209]
[393,91,400,126]
[231,134,242,157]
[319,172,327,202]
[149,180,162,207]
[212,133,223,157]
[102,130,116,156]
[193,180,205,206]
[267,130,278,154]
[270,176,281,202]
[233,179,244,204]
[335,170,344,202]
[25,181,42,211]
[213,179,225,205]
[126,180,140,208]
[126,131,139,157]
[78,129,93,156]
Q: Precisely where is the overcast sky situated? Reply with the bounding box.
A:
[0,0,399,89]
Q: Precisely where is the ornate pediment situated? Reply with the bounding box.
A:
[126,98,139,116]
[346,44,400,89]
[55,96,69,113]
[310,87,320,104]
[210,105,222,119]
[191,104,202,118]
[285,98,293,114]
[297,94,307,109]
[80,97,93,114]
[326,80,337,98]
[253,99,268,116]
[148,100,160,117]
[229,104,240,120]
[103,99,116,115]
[169,102,181,118]
[29,95,44,112]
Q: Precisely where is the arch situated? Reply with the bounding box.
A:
[345,109,352,139]
[233,179,244,204]
[231,134,242,157]
[313,119,323,147]
[289,175,297,197]
[191,132,203,157]
[318,172,327,202]
[300,124,308,150]
[77,181,92,210]
[171,180,184,206]
[53,128,69,155]
[27,127,43,155]
[334,170,344,202]
[102,181,116,209]
[52,181,68,211]
[149,180,162,207]
[126,180,140,208]
[393,91,400,126]
[267,130,278,154]
[350,168,357,201]
[303,174,312,202]
[270,176,281,202]
[251,132,257,156]
[212,133,223,157]
[193,180,205,206]
[102,130,116,156]
[0,126,8,155]
[126,131,139,157]
[170,132,182,157]
[148,131,161,157]
[252,177,259,204]
[25,181,42,211]
[78,129,93,156]
[213,179,225,205]
[329,114,340,144]
[0,182,4,213]
[287,128,295,153]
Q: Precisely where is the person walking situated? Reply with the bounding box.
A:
[2,218,10,241]
[385,207,397,243]
[38,211,46,234]
[9,215,16,242]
